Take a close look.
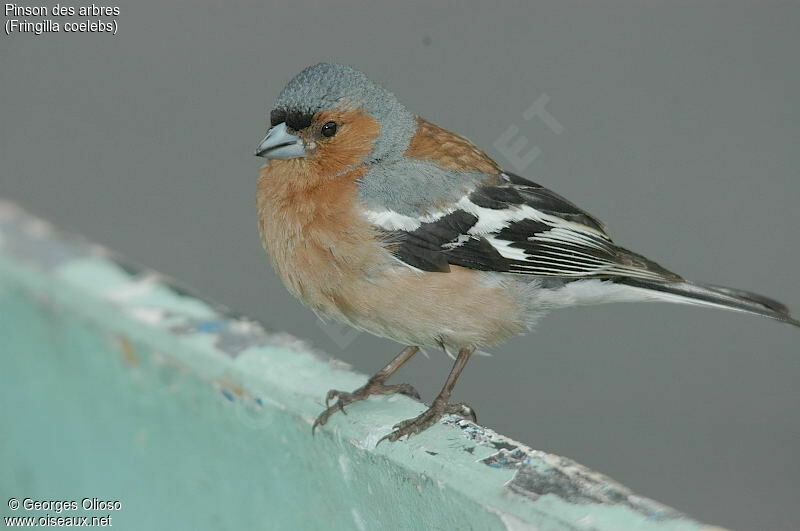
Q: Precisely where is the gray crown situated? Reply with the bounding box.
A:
[274,63,416,163]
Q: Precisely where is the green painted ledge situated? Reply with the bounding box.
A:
[0,199,723,531]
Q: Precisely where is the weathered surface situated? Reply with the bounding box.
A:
[0,199,723,530]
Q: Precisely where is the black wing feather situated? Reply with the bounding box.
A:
[502,172,607,233]
[388,211,510,273]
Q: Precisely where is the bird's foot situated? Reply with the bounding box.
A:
[378,401,477,444]
[312,380,420,433]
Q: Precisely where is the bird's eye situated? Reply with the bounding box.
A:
[321,121,338,138]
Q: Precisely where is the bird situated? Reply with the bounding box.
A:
[254,63,799,443]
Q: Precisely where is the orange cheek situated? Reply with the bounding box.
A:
[308,111,381,177]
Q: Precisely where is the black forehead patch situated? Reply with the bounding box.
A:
[270,109,286,127]
[270,108,314,131]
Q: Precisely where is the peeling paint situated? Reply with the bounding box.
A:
[215,379,247,402]
[507,455,685,522]
[128,306,168,325]
[481,448,528,469]
[105,274,160,302]
[171,317,274,357]
[443,418,685,522]
[221,388,236,402]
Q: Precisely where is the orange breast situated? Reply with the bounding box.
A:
[257,161,387,317]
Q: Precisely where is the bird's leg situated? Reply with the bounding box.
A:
[312,346,421,432]
[379,346,477,443]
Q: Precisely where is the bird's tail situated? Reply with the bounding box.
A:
[617,278,800,328]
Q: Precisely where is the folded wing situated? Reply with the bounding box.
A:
[369,172,681,282]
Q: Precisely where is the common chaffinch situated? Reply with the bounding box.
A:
[255,63,799,442]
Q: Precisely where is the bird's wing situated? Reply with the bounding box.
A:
[367,171,681,282]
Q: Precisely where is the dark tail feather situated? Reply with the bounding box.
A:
[618,278,800,328]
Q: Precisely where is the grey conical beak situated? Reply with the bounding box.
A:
[254,123,307,159]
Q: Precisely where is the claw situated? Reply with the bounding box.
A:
[325,389,342,408]
[378,401,478,443]
[395,383,421,401]
[312,380,422,434]
[446,402,477,423]
[311,416,323,435]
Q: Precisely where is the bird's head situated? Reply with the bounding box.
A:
[255,63,416,178]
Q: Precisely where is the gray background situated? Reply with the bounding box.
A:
[2,1,798,529]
